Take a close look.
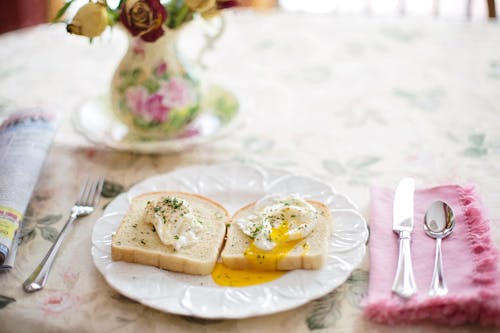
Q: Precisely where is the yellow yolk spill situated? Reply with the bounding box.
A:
[244,220,303,270]
[211,263,285,287]
[212,220,310,287]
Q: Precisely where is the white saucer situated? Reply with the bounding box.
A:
[72,85,241,153]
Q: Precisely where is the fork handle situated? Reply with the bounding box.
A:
[23,212,77,292]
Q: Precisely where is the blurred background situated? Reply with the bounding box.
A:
[0,0,497,35]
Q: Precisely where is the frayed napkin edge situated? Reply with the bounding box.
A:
[459,186,499,287]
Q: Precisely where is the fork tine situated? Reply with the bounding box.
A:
[77,177,91,203]
[91,177,104,207]
[78,177,94,204]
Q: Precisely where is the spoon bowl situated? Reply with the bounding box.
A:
[424,200,455,296]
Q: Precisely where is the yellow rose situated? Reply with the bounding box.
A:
[185,0,216,12]
[66,2,108,38]
[201,7,220,19]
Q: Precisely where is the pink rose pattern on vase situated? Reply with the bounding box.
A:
[125,87,169,122]
[124,75,197,124]
[159,77,198,110]
[116,57,199,136]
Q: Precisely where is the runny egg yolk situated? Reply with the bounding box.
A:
[211,263,285,287]
[244,219,304,270]
[212,220,310,287]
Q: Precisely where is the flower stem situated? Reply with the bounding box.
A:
[173,4,191,29]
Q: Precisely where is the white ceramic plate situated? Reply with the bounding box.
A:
[92,164,368,319]
[72,85,241,153]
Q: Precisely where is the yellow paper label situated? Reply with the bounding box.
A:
[0,206,22,240]
[0,219,17,239]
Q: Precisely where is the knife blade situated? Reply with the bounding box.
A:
[391,177,417,298]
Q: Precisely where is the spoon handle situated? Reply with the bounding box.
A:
[429,237,448,296]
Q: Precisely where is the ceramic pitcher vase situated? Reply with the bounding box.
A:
[110,28,200,139]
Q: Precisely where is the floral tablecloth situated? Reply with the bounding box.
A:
[0,9,499,333]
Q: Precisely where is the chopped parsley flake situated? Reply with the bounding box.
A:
[163,197,183,210]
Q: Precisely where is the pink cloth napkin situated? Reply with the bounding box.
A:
[362,185,500,326]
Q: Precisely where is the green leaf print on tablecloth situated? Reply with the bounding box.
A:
[0,295,15,309]
[101,180,125,198]
[20,210,63,244]
[394,88,445,112]
[489,60,500,79]
[394,88,444,112]
[322,156,381,185]
[464,134,488,157]
[306,269,368,331]
[306,289,342,330]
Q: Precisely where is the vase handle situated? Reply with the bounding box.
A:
[195,15,226,70]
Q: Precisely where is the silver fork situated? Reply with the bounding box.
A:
[23,177,104,292]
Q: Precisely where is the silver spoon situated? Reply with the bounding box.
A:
[424,200,455,296]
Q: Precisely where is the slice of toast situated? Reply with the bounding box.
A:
[221,200,333,271]
[111,191,229,275]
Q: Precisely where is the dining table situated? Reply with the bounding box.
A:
[0,7,499,333]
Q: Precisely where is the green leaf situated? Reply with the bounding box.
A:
[52,0,75,23]
[469,134,485,147]
[106,7,121,26]
[345,269,369,308]
[131,68,143,81]
[347,156,380,169]
[20,229,36,244]
[0,295,15,309]
[173,4,191,29]
[306,289,342,330]
[40,226,59,243]
[143,79,160,93]
[464,147,487,157]
[166,0,185,29]
[322,160,346,175]
[37,214,62,225]
[101,181,125,198]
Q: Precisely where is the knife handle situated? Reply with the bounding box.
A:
[392,231,417,298]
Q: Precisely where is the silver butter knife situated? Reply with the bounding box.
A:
[391,177,417,298]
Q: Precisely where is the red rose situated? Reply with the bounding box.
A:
[120,0,168,42]
[217,0,239,9]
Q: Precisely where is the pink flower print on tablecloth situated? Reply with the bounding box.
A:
[41,291,79,316]
[125,86,170,122]
[160,77,197,109]
[63,271,79,289]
